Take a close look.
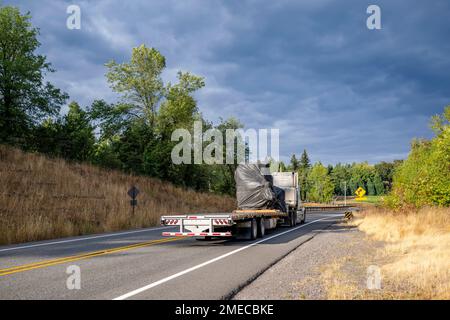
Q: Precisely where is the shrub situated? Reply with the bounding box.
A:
[386,106,450,208]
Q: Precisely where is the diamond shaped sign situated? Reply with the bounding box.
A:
[355,187,366,198]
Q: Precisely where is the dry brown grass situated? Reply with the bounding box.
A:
[0,145,236,245]
[318,206,450,299]
[355,206,450,299]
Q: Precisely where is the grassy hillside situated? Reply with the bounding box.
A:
[0,145,236,245]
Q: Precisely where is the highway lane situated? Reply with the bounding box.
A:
[0,212,343,299]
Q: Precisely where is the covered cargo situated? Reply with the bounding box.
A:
[235,164,286,212]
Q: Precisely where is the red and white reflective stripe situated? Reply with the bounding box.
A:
[162,232,232,237]
[213,219,229,225]
[165,219,179,225]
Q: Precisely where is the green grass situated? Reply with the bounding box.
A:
[356,195,383,205]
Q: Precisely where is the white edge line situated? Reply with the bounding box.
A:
[0,226,174,253]
[113,215,339,300]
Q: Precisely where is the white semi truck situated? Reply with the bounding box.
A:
[161,171,305,240]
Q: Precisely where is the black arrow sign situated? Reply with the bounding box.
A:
[128,186,140,199]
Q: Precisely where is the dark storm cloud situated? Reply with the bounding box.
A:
[3,0,450,164]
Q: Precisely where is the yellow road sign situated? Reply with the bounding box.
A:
[355,187,367,200]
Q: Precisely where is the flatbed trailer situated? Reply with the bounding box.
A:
[161,208,305,240]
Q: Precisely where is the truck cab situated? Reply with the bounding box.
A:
[271,171,306,225]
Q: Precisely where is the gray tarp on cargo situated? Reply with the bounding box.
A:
[235,164,286,212]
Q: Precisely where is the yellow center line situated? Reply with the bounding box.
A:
[0,237,183,277]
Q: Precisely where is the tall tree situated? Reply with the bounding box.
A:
[298,149,311,201]
[290,154,299,171]
[92,45,212,191]
[0,6,67,145]
[105,44,166,125]
[299,149,311,169]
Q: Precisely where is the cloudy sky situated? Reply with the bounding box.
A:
[5,0,450,164]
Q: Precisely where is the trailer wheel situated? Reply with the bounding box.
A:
[257,217,265,238]
[288,210,296,227]
[250,218,258,240]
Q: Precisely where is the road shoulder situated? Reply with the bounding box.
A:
[233,220,383,300]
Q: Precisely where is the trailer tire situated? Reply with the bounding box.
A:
[257,217,265,238]
[288,210,296,227]
[250,218,258,240]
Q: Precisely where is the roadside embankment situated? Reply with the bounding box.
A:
[0,145,236,245]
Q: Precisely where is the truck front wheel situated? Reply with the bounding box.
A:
[301,209,306,224]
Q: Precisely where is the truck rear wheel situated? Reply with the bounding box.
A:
[257,217,265,238]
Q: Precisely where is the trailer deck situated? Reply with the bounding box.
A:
[160,210,288,238]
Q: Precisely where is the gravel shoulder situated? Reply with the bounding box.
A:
[233,220,383,300]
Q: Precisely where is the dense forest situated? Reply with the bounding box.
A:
[279,150,401,202]
[3,5,444,207]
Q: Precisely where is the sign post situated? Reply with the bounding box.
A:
[128,185,140,215]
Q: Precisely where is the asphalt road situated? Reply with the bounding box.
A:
[0,212,343,300]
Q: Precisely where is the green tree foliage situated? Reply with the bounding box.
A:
[387,106,450,208]
[90,44,244,194]
[329,163,351,196]
[374,160,402,192]
[105,44,166,125]
[307,162,334,203]
[31,102,95,161]
[0,6,67,145]
[90,138,121,169]
[208,117,245,195]
[297,149,311,201]
[367,178,375,196]
[373,173,385,195]
[299,149,310,169]
[59,102,95,161]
